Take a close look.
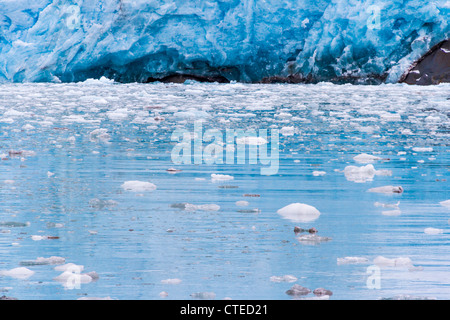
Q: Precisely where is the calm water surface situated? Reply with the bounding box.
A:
[0,81,449,300]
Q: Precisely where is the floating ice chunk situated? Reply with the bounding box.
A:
[277,203,321,223]
[439,200,450,207]
[184,204,220,212]
[173,109,210,120]
[3,180,14,184]
[121,181,157,192]
[373,256,413,268]
[337,257,369,265]
[286,284,311,296]
[159,291,169,298]
[368,186,403,194]
[31,235,47,241]
[0,267,34,280]
[353,153,382,163]
[344,164,391,183]
[235,136,267,145]
[382,210,402,216]
[161,278,182,285]
[296,234,332,245]
[107,108,129,120]
[270,275,298,283]
[236,201,249,207]
[412,147,433,152]
[20,256,65,266]
[190,292,216,300]
[211,174,234,181]
[280,126,295,136]
[22,124,35,130]
[312,171,326,176]
[313,288,333,297]
[54,263,84,272]
[53,272,94,286]
[424,227,443,235]
[89,128,110,142]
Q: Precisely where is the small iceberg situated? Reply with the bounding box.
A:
[270,275,298,283]
[296,234,332,245]
[211,174,234,181]
[286,284,311,296]
[344,164,391,183]
[161,278,182,285]
[424,227,444,235]
[121,181,157,192]
[337,257,369,265]
[368,186,403,194]
[0,267,34,280]
[277,203,321,223]
[439,200,450,208]
[184,203,220,211]
[373,256,413,268]
[353,153,382,163]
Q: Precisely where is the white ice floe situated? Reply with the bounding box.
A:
[337,257,369,265]
[344,164,391,183]
[235,136,268,145]
[382,210,402,216]
[269,275,298,283]
[184,203,220,211]
[53,272,94,286]
[373,256,413,268]
[368,186,403,194]
[89,128,110,142]
[31,235,48,241]
[0,267,34,280]
[211,174,234,181]
[159,291,169,298]
[121,181,157,192]
[161,278,182,285]
[353,153,382,163]
[439,200,450,207]
[54,263,84,272]
[412,147,433,152]
[312,171,326,176]
[236,201,249,207]
[424,227,444,235]
[277,203,321,223]
[280,126,295,136]
[296,234,332,245]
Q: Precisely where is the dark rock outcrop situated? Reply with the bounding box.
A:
[400,40,450,85]
[145,73,230,84]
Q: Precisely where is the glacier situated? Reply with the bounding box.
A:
[0,0,449,83]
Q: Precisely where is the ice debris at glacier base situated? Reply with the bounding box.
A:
[1,0,448,83]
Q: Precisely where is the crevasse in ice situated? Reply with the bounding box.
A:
[0,0,449,83]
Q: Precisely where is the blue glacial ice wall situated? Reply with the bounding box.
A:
[0,0,449,83]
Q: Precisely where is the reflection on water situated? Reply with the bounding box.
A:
[0,81,449,300]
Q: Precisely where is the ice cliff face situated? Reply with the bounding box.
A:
[0,0,449,83]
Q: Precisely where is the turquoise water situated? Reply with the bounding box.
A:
[0,81,449,300]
